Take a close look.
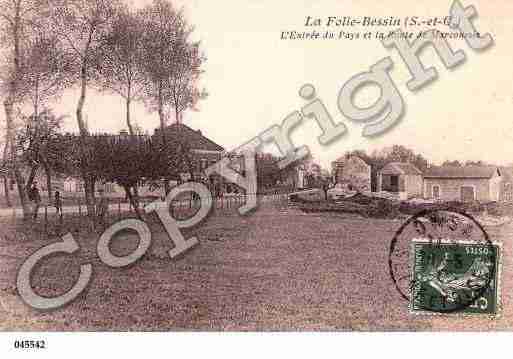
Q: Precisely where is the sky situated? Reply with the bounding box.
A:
[1,0,512,169]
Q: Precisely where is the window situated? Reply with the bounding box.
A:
[432,185,440,199]
[505,183,512,202]
[77,182,85,192]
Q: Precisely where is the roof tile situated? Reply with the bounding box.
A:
[155,123,224,152]
[423,165,499,179]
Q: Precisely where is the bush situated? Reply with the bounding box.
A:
[397,200,489,217]
[444,200,484,213]
[485,203,504,217]
[398,202,440,215]
[481,202,513,217]
[367,199,400,219]
[257,185,295,195]
[345,193,373,205]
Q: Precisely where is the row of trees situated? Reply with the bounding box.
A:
[30,132,192,219]
[0,0,206,219]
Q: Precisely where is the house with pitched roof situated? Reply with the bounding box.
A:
[423,166,502,202]
[331,155,372,192]
[377,162,423,200]
[152,123,234,195]
[154,123,225,181]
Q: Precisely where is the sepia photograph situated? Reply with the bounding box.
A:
[0,0,512,356]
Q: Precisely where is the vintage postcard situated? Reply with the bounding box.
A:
[1,0,513,351]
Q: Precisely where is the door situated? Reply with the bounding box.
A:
[390,175,399,192]
[461,186,475,202]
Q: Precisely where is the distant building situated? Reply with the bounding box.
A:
[154,123,225,182]
[332,155,371,192]
[499,167,513,202]
[377,162,423,200]
[423,166,501,202]
[277,162,307,190]
[309,163,321,178]
[252,153,317,191]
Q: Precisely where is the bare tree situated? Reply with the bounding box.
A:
[139,1,189,134]
[1,134,12,207]
[92,5,147,205]
[17,109,66,201]
[94,5,146,136]
[45,0,118,216]
[8,25,74,204]
[18,27,75,119]
[0,0,44,219]
[139,0,206,194]
[167,42,207,124]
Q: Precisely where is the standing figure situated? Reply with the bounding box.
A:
[96,189,109,227]
[322,181,330,201]
[54,191,63,216]
[30,182,42,219]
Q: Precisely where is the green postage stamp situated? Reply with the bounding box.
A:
[411,239,502,315]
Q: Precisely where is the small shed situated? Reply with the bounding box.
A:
[377,162,423,199]
[423,166,501,202]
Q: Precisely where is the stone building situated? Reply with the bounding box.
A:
[377,162,423,200]
[331,155,371,192]
[423,166,502,202]
[154,123,225,183]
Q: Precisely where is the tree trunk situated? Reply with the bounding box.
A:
[34,76,39,119]
[76,62,95,217]
[3,6,30,220]
[3,176,11,207]
[158,84,166,142]
[157,83,171,195]
[133,185,139,207]
[2,138,11,207]
[126,97,134,136]
[125,96,140,205]
[123,185,142,220]
[4,100,31,219]
[42,161,52,204]
[25,165,39,193]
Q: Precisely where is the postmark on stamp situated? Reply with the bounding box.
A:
[410,239,500,315]
[389,209,502,315]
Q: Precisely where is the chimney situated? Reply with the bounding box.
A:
[197,129,202,136]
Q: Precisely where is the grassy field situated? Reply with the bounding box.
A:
[1,202,513,331]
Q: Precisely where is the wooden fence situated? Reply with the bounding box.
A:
[3,193,291,235]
